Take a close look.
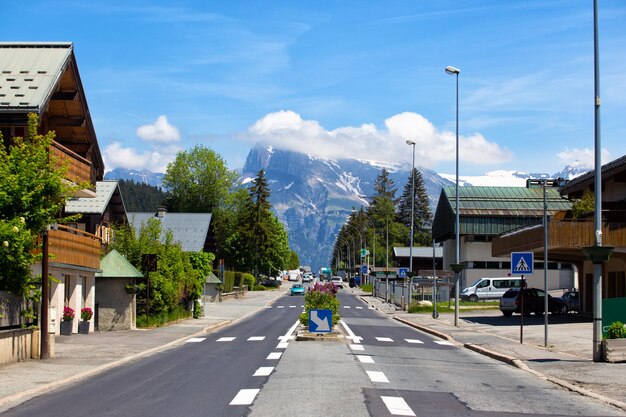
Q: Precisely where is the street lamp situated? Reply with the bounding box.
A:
[406,140,416,311]
[445,65,462,327]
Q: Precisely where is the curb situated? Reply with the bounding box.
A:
[0,290,287,414]
[393,316,455,342]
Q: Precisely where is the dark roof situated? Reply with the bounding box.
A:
[127,212,212,252]
[432,185,572,242]
[561,154,626,196]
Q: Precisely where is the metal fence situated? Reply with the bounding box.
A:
[373,279,452,308]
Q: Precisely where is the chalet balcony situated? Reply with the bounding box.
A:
[49,141,94,189]
[492,217,626,257]
[47,225,101,270]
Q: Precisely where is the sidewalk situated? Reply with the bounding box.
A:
[355,289,626,413]
[0,286,289,413]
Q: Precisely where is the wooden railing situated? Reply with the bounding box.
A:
[47,225,101,270]
[492,220,626,256]
[49,141,92,185]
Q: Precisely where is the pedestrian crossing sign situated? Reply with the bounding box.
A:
[511,252,533,275]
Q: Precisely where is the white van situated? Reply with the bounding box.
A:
[287,269,301,282]
[460,277,523,302]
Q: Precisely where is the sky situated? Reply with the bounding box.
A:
[2,1,625,176]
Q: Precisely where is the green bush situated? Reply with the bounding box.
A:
[137,304,191,328]
[242,272,255,289]
[360,283,373,293]
[252,284,266,291]
[300,282,340,327]
[222,271,235,292]
[607,321,626,339]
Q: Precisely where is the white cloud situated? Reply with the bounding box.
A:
[246,110,511,168]
[557,147,612,169]
[136,115,181,142]
[103,142,179,172]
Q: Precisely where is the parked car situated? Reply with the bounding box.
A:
[290,283,305,296]
[330,276,343,289]
[461,277,523,302]
[302,272,313,283]
[499,288,566,317]
[560,290,580,313]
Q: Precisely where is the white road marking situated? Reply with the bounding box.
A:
[376,337,394,342]
[185,337,205,343]
[276,342,289,349]
[356,306,363,309]
[405,339,424,344]
[264,305,272,309]
[366,371,389,383]
[217,337,236,342]
[349,344,365,351]
[434,340,454,346]
[356,355,375,363]
[300,305,305,308]
[267,352,283,360]
[277,306,285,309]
[230,389,260,405]
[368,306,375,309]
[340,320,363,343]
[278,320,300,342]
[253,367,274,376]
[247,336,266,341]
[343,306,351,309]
[381,396,416,416]
[289,305,296,308]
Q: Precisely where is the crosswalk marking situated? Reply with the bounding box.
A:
[276,342,289,349]
[289,305,296,308]
[253,367,274,376]
[376,337,394,342]
[230,389,260,405]
[217,337,236,342]
[349,344,365,351]
[405,339,424,344]
[366,371,389,383]
[247,336,266,341]
[356,355,375,363]
[264,305,272,308]
[381,396,416,416]
[267,352,283,360]
[185,337,206,343]
[434,340,454,346]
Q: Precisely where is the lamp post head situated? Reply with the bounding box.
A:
[445,66,460,75]
[405,140,415,146]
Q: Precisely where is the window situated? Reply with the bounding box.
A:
[81,276,87,308]
[501,262,511,269]
[478,280,490,288]
[486,261,499,269]
[472,261,486,269]
[64,275,71,306]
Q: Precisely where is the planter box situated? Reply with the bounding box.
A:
[603,338,626,363]
[60,321,73,336]
[78,321,90,335]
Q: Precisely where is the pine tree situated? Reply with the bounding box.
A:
[397,168,432,231]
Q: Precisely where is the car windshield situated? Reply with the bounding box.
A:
[292,284,303,288]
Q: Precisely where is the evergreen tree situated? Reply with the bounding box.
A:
[117,180,166,212]
[397,168,432,232]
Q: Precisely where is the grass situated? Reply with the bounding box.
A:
[137,305,192,328]
[408,300,499,314]
[359,283,373,293]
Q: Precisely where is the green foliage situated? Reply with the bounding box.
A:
[136,304,192,328]
[606,321,626,339]
[287,250,300,270]
[241,272,255,289]
[162,145,237,213]
[252,284,267,291]
[571,190,595,219]
[360,283,373,293]
[0,113,78,296]
[117,180,166,212]
[108,218,209,319]
[222,271,235,292]
[300,282,341,327]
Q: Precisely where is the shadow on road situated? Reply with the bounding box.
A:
[461,313,592,327]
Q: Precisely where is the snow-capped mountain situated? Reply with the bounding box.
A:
[103,149,590,271]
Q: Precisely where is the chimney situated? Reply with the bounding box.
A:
[156,206,167,219]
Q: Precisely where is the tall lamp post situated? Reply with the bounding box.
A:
[406,140,416,311]
[445,65,462,327]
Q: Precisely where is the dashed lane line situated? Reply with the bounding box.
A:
[230,389,260,405]
[185,337,206,343]
[276,342,289,349]
[340,320,363,344]
[375,337,394,342]
[405,339,424,344]
[434,340,454,346]
[216,337,236,342]
[381,396,416,416]
[253,367,274,377]
[349,344,365,351]
[366,371,389,383]
[267,352,283,360]
[247,336,266,341]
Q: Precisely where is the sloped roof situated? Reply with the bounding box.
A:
[127,212,212,252]
[432,185,572,242]
[394,247,443,258]
[0,42,72,110]
[96,249,143,278]
[65,181,124,214]
[561,154,626,196]
[205,272,222,284]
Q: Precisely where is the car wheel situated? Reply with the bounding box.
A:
[502,311,513,317]
[468,294,479,302]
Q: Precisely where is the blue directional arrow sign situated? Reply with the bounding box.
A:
[511,252,534,275]
[309,309,332,333]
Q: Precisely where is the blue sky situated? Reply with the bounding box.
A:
[3,1,625,176]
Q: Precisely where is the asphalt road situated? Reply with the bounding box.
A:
[1,294,304,417]
[2,287,623,417]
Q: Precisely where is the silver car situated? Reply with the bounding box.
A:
[330,276,344,289]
